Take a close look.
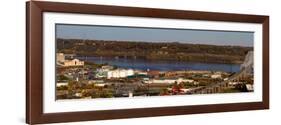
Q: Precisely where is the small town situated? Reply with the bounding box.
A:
[56,52,254,100]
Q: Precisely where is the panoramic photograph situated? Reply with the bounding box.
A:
[55,24,254,100]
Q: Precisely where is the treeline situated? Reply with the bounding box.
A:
[56,38,253,64]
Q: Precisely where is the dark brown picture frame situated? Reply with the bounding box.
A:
[26,1,269,124]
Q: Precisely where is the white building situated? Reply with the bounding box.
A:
[107,69,134,79]
[143,78,194,84]
[228,81,238,85]
[56,53,84,67]
[211,74,222,79]
[128,91,133,98]
[177,78,194,83]
[56,53,65,63]
[246,84,254,91]
[62,59,84,67]
[56,82,68,87]
[149,79,177,84]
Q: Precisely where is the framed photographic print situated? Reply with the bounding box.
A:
[26,1,269,124]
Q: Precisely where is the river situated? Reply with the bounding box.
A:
[77,56,241,73]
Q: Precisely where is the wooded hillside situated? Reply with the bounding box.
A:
[57,39,253,64]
